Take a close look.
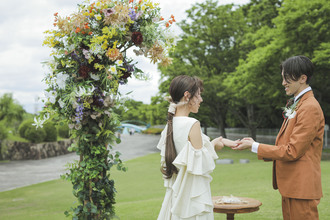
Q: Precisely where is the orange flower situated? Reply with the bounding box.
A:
[171,14,174,19]
[53,23,57,26]
[160,17,164,21]
[88,32,93,35]
[135,6,138,10]
[166,22,169,28]
[82,31,86,35]
[54,12,58,17]
[172,18,176,22]
[75,27,81,33]
[129,0,134,3]
[169,20,173,24]
[106,48,121,61]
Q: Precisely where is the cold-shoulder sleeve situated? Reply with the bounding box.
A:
[157,120,219,219]
[168,133,218,218]
[173,134,218,175]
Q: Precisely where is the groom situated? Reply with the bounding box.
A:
[233,55,325,220]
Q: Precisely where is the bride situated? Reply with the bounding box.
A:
[157,75,238,219]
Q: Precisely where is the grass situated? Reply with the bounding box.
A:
[6,133,29,142]
[0,148,329,220]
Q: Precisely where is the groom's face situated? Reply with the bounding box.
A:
[281,71,306,97]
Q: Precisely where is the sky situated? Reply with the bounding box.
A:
[0,0,249,114]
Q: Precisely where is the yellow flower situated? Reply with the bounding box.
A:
[95,14,102,20]
[83,101,91,109]
[94,63,105,70]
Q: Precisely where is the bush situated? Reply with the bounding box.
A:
[24,127,46,143]
[43,122,57,142]
[0,121,8,141]
[142,127,163,135]
[57,122,70,138]
[18,119,34,138]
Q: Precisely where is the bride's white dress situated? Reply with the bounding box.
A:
[157,116,218,220]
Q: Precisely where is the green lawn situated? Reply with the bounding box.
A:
[0,148,329,220]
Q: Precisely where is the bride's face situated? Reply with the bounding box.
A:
[189,88,203,113]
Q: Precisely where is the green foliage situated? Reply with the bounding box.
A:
[18,119,34,139]
[61,112,125,219]
[43,122,57,142]
[57,122,70,138]
[159,0,330,138]
[114,97,167,126]
[142,127,163,135]
[24,126,46,143]
[0,121,8,141]
[0,93,25,125]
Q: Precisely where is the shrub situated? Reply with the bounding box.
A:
[24,127,46,143]
[0,121,8,140]
[18,119,34,138]
[57,122,70,138]
[43,122,57,142]
[142,127,163,135]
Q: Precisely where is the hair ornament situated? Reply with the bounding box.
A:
[165,96,187,114]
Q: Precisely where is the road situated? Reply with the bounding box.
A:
[0,133,161,192]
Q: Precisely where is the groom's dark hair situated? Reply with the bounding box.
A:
[280,55,314,84]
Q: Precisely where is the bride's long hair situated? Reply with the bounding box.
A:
[162,75,203,179]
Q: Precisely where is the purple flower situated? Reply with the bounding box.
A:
[129,9,137,21]
[75,102,84,123]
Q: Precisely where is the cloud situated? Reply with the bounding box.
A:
[0,0,249,113]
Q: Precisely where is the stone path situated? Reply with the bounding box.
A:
[0,133,160,192]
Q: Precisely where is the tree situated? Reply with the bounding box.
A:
[230,0,330,139]
[0,93,25,126]
[159,0,248,137]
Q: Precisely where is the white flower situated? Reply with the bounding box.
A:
[45,90,57,104]
[75,85,95,97]
[56,73,69,89]
[75,87,86,97]
[82,49,91,60]
[109,65,117,74]
[116,60,123,66]
[90,44,104,55]
[58,99,65,108]
[118,23,126,31]
[287,110,296,119]
[90,73,100,81]
[87,85,95,95]
[32,117,44,129]
[32,113,50,129]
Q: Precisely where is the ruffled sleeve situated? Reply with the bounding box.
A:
[168,137,218,218]
[173,139,218,175]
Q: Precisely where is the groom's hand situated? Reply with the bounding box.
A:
[231,137,254,150]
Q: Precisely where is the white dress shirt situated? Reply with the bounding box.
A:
[251,86,312,153]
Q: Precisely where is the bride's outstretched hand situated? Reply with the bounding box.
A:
[222,138,240,148]
[211,136,224,151]
[231,137,254,150]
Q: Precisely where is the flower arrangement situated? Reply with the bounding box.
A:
[282,99,298,120]
[35,0,176,218]
[38,0,176,130]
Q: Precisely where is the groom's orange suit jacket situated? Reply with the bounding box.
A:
[258,91,324,199]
